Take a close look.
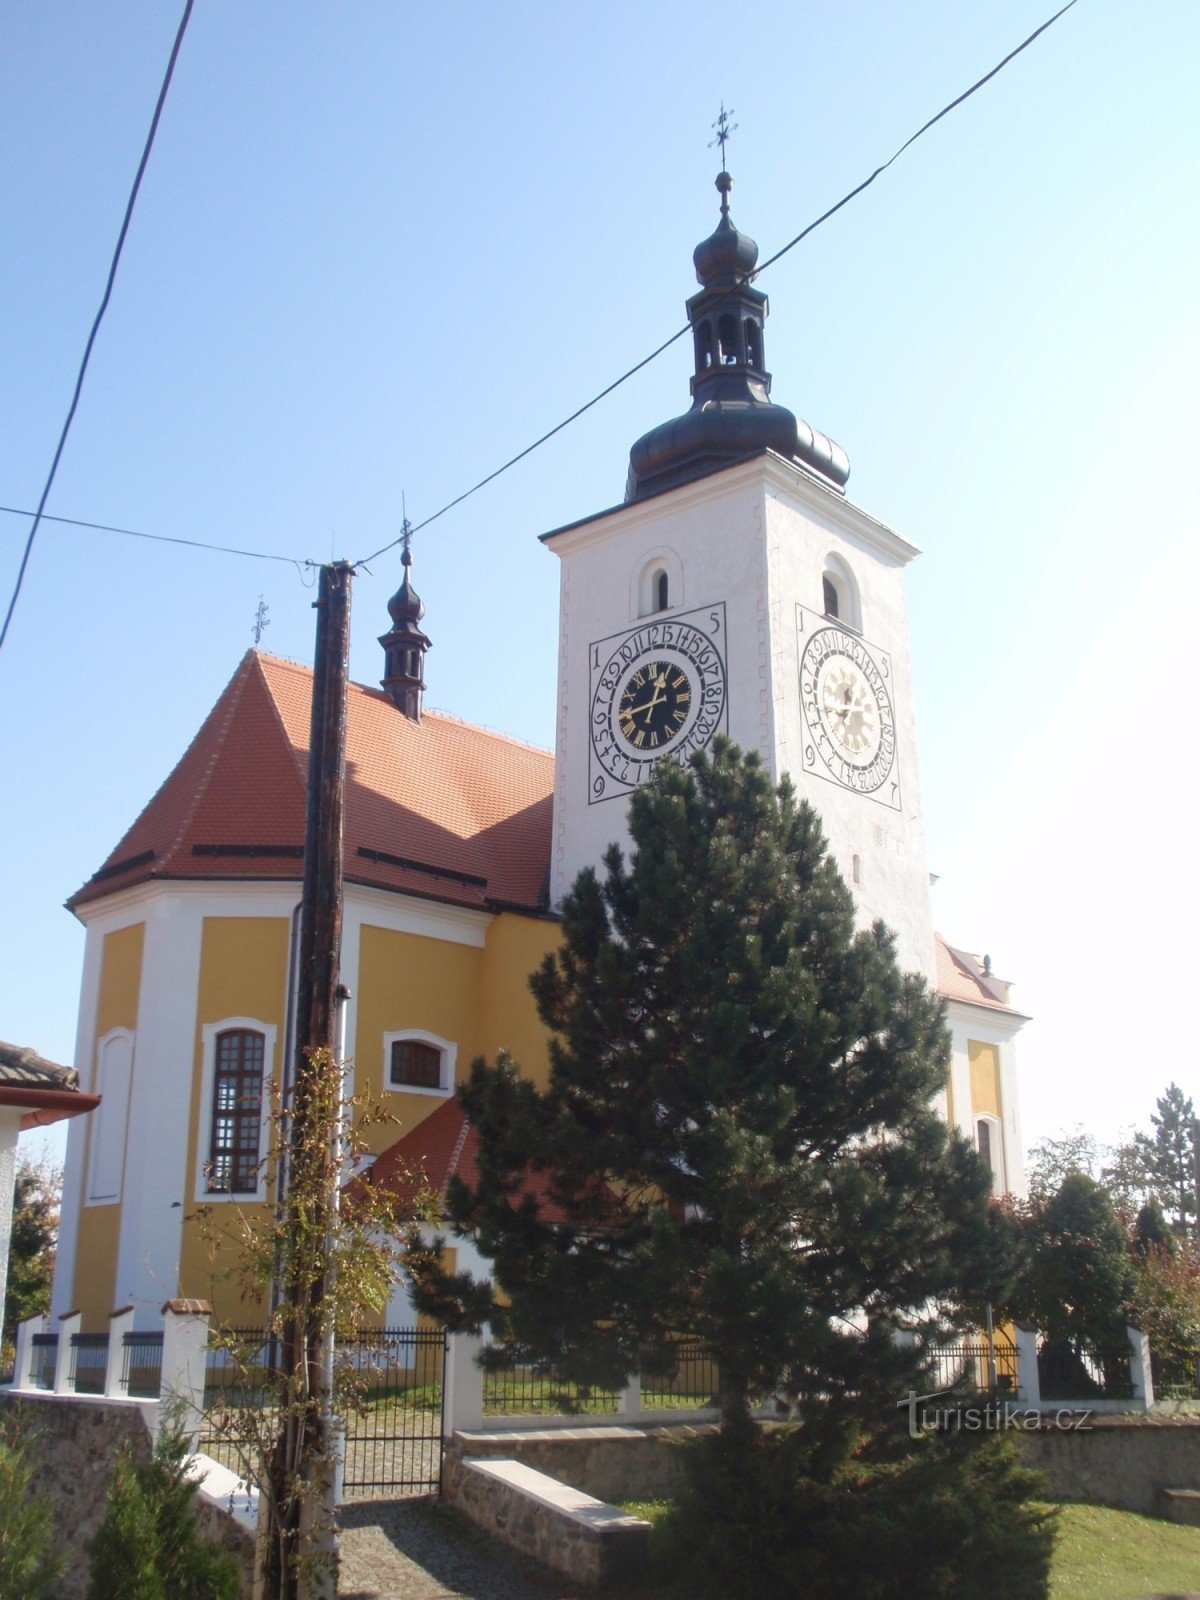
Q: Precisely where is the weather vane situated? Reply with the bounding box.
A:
[709,103,737,171]
[252,595,270,645]
[400,495,413,567]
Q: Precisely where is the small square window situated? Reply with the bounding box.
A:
[390,1039,444,1091]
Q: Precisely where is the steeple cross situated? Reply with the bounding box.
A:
[400,502,414,568]
[709,104,738,171]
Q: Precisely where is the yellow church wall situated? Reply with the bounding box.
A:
[478,913,560,1088]
[968,1040,1001,1120]
[177,916,290,1324]
[355,924,484,1151]
[74,922,145,1326]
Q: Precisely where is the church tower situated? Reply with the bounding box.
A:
[545,160,936,982]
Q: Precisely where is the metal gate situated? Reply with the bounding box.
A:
[341,1326,447,1497]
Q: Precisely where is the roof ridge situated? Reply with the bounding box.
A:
[254,651,316,795]
[254,651,554,760]
[156,652,257,874]
[442,1106,472,1195]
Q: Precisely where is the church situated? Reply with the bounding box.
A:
[51,162,1028,1332]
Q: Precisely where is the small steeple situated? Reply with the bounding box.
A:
[379,519,431,720]
[625,114,850,502]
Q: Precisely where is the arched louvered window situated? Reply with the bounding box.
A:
[207,1029,265,1194]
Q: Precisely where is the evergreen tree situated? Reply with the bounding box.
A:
[87,1455,165,1600]
[407,740,1003,1441]
[4,1155,60,1344]
[1140,1083,1198,1238]
[1132,1196,1176,1257]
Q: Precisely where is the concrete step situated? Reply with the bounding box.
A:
[1162,1487,1200,1528]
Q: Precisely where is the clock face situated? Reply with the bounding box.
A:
[799,622,898,800]
[589,604,728,801]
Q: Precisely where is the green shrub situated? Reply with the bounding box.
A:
[0,1427,63,1600]
[88,1418,240,1600]
[652,1423,1057,1600]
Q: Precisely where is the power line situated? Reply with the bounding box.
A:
[0,503,308,573]
[0,0,195,658]
[355,0,1079,570]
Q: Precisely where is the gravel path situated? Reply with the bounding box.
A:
[337,1496,588,1600]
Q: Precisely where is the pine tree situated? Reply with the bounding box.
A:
[407,740,1003,1442]
[1140,1083,1198,1238]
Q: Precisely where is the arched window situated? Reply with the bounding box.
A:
[976,1116,1005,1197]
[821,554,862,631]
[744,319,762,369]
[695,321,714,371]
[634,550,682,618]
[207,1029,265,1194]
[718,314,740,365]
[384,1029,456,1096]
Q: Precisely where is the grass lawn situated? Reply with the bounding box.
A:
[621,1500,1200,1599]
[1049,1502,1200,1599]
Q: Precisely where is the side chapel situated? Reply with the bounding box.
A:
[52,164,1028,1331]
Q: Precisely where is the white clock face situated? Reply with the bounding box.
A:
[799,624,896,798]
[589,604,728,802]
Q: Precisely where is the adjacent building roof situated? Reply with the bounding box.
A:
[0,1041,100,1129]
[935,935,1028,1021]
[367,1096,575,1223]
[71,650,555,916]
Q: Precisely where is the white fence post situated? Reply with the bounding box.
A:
[444,1333,484,1439]
[54,1310,81,1394]
[104,1305,135,1399]
[1127,1326,1154,1410]
[618,1373,642,1420]
[160,1298,211,1448]
[1015,1326,1041,1407]
[12,1313,46,1391]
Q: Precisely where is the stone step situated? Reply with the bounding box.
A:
[1162,1486,1200,1528]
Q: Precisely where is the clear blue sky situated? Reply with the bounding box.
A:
[3,2,1197,1166]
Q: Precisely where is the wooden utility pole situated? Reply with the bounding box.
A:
[269,560,352,1600]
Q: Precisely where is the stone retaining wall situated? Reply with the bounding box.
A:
[447,1420,713,1504]
[0,1392,253,1598]
[1020,1413,1200,1517]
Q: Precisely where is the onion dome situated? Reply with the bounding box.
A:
[692,171,760,287]
[379,530,431,721]
[626,169,850,502]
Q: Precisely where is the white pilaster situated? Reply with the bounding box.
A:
[115,895,203,1323]
[160,1297,211,1448]
[52,916,107,1319]
[444,1332,484,1438]
[12,1313,47,1391]
[55,1310,81,1394]
[104,1304,135,1398]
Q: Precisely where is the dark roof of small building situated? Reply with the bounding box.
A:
[0,1041,99,1129]
[0,1040,79,1092]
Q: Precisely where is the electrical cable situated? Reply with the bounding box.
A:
[0,0,195,657]
[355,0,1079,570]
[0,503,308,574]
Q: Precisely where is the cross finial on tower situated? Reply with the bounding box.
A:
[252,595,270,645]
[709,104,737,174]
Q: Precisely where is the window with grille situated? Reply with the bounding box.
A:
[390,1038,444,1091]
[207,1029,265,1193]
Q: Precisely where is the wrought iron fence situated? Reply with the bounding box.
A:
[197,1325,447,1497]
[1037,1337,1133,1401]
[30,1332,56,1390]
[640,1341,720,1410]
[923,1336,1018,1395]
[69,1332,109,1394]
[340,1327,446,1496]
[481,1346,621,1417]
[1151,1346,1200,1400]
[121,1330,164,1398]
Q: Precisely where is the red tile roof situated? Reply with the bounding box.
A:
[367,1097,575,1223]
[71,651,554,914]
[934,934,1028,1020]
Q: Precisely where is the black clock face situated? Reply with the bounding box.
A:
[589,606,728,801]
[617,660,691,752]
